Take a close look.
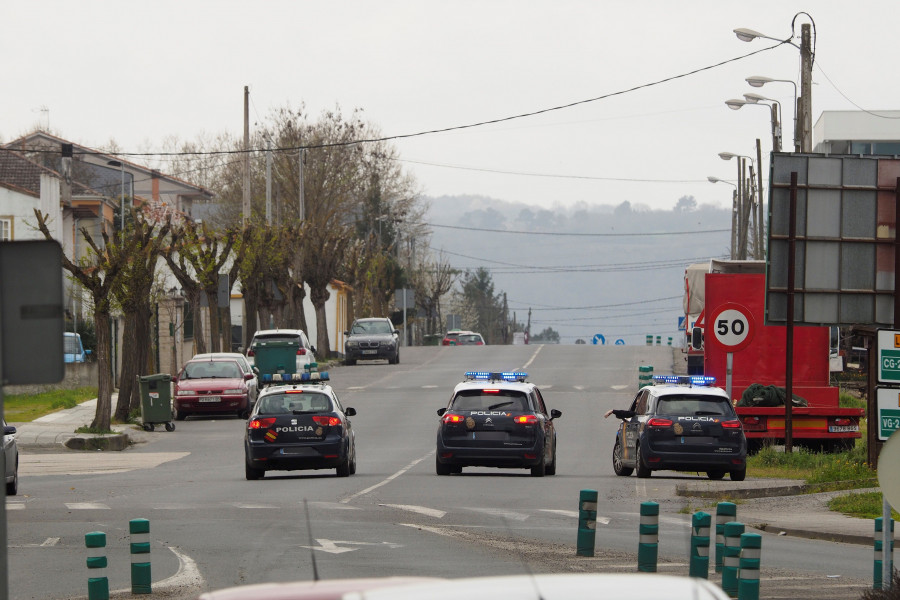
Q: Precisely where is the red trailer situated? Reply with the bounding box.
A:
[683,260,862,453]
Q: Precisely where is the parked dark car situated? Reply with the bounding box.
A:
[344,317,400,365]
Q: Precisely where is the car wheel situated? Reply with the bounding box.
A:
[450,465,463,474]
[336,453,351,477]
[435,456,452,476]
[345,358,356,366]
[174,409,187,421]
[707,470,726,480]
[349,443,357,475]
[730,468,746,481]
[392,351,399,365]
[530,457,546,477]
[6,460,18,496]
[545,442,557,476]
[635,445,651,478]
[613,438,634,476]
[238,409,250,420]
[245,462,264,481]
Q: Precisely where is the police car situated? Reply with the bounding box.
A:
[244,371,357,479]
[436,371,561,477]
[610,375,747,481]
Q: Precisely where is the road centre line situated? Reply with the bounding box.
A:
[521,345,543,370]
[340,451,434,504]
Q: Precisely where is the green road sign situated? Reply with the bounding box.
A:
[878,330,900,384]
[881,410,900,440]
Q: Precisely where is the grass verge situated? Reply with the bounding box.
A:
[4,387,98,422]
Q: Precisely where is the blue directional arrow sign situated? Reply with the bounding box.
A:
[592,334,605,345]
[615,339,625,345]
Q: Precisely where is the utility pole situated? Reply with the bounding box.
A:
[265,138,272,225]
[242,86,251,227]
[800,24,813,152]
[298,149,305,221]
[756,139,765,259]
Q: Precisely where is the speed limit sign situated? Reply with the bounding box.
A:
[709,303,755,352]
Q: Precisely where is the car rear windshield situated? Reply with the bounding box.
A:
[257,393,332,415]
[450,390,530,411]
[183,361,242,379]
[64,337,82,353]
[656,395,733,416]
[255,334,302,345]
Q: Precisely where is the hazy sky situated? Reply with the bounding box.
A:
[3,1,897,213]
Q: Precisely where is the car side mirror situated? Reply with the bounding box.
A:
[393,329,400,336]
[4,425,16,435]
[550,409,562,420]
[344,331,349,336]
[345,407,357,417]
[691,327,703,350]
[244,373,255,381]
[437,407,447,416]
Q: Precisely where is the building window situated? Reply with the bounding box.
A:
[0,218,11,241]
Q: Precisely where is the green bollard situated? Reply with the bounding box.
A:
[646,335,653,346]
[738,532,762,600]
[715,502,737,574]
[875,517,895,590]
[576,490,598,557]
[130,518,152,594]
[721,521,744,598]
[638,501,659,573]
[690,511,711,579]
[85,531,109,600]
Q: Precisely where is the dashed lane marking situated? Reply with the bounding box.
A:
[65,502,110,510]
[379,504,446,518]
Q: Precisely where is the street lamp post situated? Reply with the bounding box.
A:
[734,13,815,152]
[708,177,739,259]
[718,152,756,260]
[747,76,799,152]
[725,98,781,152]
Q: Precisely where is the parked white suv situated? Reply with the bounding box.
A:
[247,329,317,372]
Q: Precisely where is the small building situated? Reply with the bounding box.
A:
[813,110,900,155]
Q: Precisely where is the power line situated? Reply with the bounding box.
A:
[428,222,729,237]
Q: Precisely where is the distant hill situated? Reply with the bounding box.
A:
[424,194,732,346]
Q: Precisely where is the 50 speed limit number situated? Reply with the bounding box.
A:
[710,303,755,352]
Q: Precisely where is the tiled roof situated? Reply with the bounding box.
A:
[0,148,96,196]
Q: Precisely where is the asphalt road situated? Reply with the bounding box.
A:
[7,344,874,599]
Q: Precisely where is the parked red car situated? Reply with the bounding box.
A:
[173,357,253,420]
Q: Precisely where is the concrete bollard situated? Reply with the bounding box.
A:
[130,518,152,594]
[875,517,895,590]
[715,502,737,574]
[85,531,109,600]
[638,365,653,388]
[638,501,659,572]
[576,489,598,557]
[690,511,711,579]
[646,335,653,346]
[738,532,762,600]
[721,521,745,598]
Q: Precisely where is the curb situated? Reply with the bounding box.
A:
[675,480,880,499]
[63,433,130,451]
[750,523,873,546]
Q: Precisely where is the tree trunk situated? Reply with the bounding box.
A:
[189,290,206,354]
[221,306,233,353]
[243,287,259,351]
[310,284,331,357]
[92,310,113,431]
[206,289,221,352]
[114,312,140,422]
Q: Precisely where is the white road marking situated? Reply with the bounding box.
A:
[6,502,25,510]
[340,451,433,504]
[347,386,366,390]
[151,503,193,510]
[539,509,580,519]
[40,537,59,547]
[421,385,438,389]
[573,385,585,391]
[465,507,529,521]
[65,502,110,510]
[135,546,205,594]
[233,502,278,509]
[611,385,629,390]
[308,501,361,510]
[379,504,446,518]
[300,538,404,554]
[521,345,543,370]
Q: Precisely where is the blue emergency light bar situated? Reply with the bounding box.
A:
[652,375,716,386]
[465,371,528,382]
[260,371,329,383]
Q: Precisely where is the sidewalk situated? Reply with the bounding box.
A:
[10,394,154,451]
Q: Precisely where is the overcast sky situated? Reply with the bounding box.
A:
[3,1,897,213]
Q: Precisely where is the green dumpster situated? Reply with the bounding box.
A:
[138,374,174,432]
[253,339,300,377]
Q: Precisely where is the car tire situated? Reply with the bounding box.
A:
[450,465,463,474]
[635,445,651,478]
[730,468,746,481]
[613,438,634,476]
[349,443,357,475]
[345,358,356,366]
[530,457,546,477]
[6,460,18,496]
[245,462,264,480]
[174,409,187,421]
[238,409,250,420]
[707,470,726,480]
[545,442,557,476]
[392,351,399,365]
[336,453,352,477]
[435,456,452,476]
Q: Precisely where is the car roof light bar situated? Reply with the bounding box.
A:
[260,371,329,383]
[465,371,528,382]
[651,375,716,386]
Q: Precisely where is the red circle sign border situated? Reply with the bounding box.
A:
[708,302,755,353]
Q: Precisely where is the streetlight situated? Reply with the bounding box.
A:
[734,13,815,152]
[719,153,758,260]
[708,177,739,259]
[747,75,799,152]
[724,97,781,153]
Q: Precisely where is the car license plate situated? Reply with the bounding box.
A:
[362,349,378,355]
[199,396,221,403]
[828,425,859,432]
[280,447,315,456]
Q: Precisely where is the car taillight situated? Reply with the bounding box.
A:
[647,418,673,428]
[249,417,276,429]
[297,348,307,355]
[514,415,538,425]
[312,416,341,426]
[721,420,742,429]
[442,413,465,424]
[482,389,500,394]
[832,418,852,426]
